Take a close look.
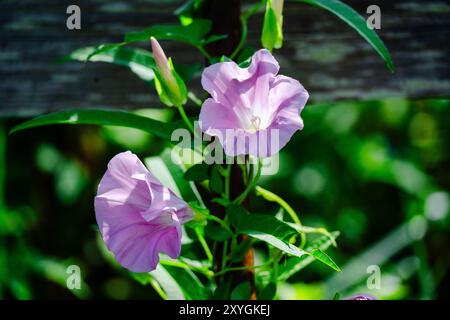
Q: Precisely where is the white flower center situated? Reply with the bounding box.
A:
[247,116,261,133]
[234,105,271,133]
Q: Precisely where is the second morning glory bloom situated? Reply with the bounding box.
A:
[94,151,193,273]
[344,294,377,300]
[199,49,309,157]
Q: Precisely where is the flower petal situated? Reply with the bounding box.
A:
[201,49,279,109]
[199,49,307,158]
[269,75,309,114]
[94,151,193,272]
[96,151,152,211]
[199,98,241,131]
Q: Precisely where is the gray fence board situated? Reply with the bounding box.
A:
[1,0,449,116]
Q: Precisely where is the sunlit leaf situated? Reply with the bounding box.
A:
[145,149,203,203]
[258,282,277,300]
[230,281,251,300]
[204,223,232,241]
[209,166,223,194]
[33,258,91,299]
[151,263,209,300]
[62,46,203,84]
[125,19,213,47]
[63,46,155,82]
[310,248,340,272]
[278,231,341,281]
[293,0,394,72]
[227,205,305,255]
[184,163,210,182]
[10,109,184,142]
[230,238,253,263]
[228,205,340,272]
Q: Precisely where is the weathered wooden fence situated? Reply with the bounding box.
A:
[1,0,449,116]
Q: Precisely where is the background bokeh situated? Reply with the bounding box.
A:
[1,0,449,299]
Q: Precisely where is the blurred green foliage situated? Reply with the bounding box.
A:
[1,97,449,299]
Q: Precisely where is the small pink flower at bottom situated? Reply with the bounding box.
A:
[344,294,377,300]
[94,151,193,272]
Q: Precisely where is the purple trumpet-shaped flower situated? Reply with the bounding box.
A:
[199,49,309,158]
[344,294,377,300]
[94,151,193,272]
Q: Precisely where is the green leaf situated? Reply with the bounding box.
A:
[125,19,213,47]
[184,163,210,182]
[227,205,297,242]
[231,281,252,300]
[310,248,340,272]
[62,46,156,82]
[129,272,153,286]
[246,232,307,258]
[175,0,204,24]
[186,201,209,228]
[258,282,277,300]
[151,264,208,300]
[145,149,203,203]
[211,197,231,207]
[10,109,183,141]
[204,34,229,45]
[83,19,226,65]
[293,0,394,72]
[288,224,337,247]
[64,44,203,82]
[277,231,341,281]
[227,205,340,272]
[213,276,232,300]
[62,45,203,84]
[230,238,253,263]
[33,258,91,299]
[209,166,224,194]
[227,205,303,254]
[204,222,232,241]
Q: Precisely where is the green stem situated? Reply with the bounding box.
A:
[243,0,266,19]
[160,259,213,277]
[188,91,202,107]
[230,0,266,60]
[239,163,248,184]
[230,16,248,60]
[195,227,214,264]
[233,160,262,204]
[270,248,282,283]
[206,215,233,235]
[255,185,307,248]
[224,164,232,200]
[255,186,301,225]
[214,260,272,277]
[293,225,337,247]
[221,240,229,273]
[176,104,194,134]
[150,279,168,300]
[196,45,212,61]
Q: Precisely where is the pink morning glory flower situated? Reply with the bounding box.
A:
[199,49,309,157]
[94,151,193,272]
[344,294,377,300]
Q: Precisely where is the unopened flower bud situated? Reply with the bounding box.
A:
[150,37,187,107]
[262,0,284,51]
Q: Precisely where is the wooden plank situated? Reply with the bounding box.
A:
[0,0,449,116]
